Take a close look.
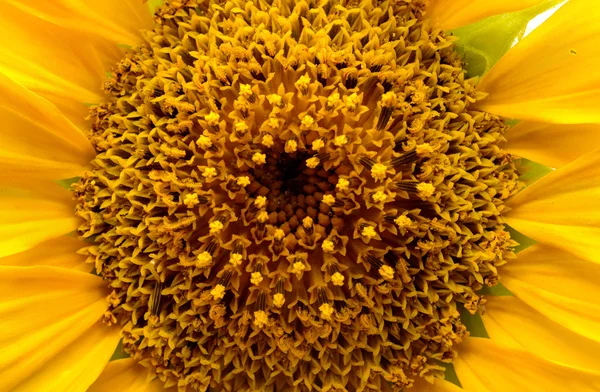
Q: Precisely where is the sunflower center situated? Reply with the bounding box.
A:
[73,0,520,391]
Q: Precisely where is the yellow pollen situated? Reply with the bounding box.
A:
[417,182,436,198]
[229,253,243,266]
[253,310,268,328]
[333,135,348,147]
[210,284,226,300]
[336,178,350,192]
[295,75,311,92]
[285,139,298,153]
[273,293,285,308]
[312,139,325,151]
[291,261,306,274]
[395,215,413,229]
[302,216,313,229]
[301,115,315,128]
[321,240,335,253]
[237,176,251,187]
[235,121,249,134]
[372,191,387,203]
[250,272,263,286]
[197,135,212,150]
[205,111,220,126]
[379,265,395,280]
[331,272,345,286]
[267,94,283,107]
[306,157,320,168]
[370,163,388,181]
[322,194,336,206]
[416,143,434,155]
[361,226,377,240]
[202,166,217,179]
[327,92,340,107]
[183,193,199,207]
[239,84,253,98]
[254,196,267,208]
[261,134,274,148]
[267,117,279,129]
[257,210,269,223]
[381,91,398,107]
[345,93,360,111]
[319,303,334,320]
[196,251,212,268]
[209,220,224,234]
[252,152,266,165]
[274,229,285,241]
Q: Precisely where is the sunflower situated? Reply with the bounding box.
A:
[1,0,599,391]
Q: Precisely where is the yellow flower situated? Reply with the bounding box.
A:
[0,0,599,391]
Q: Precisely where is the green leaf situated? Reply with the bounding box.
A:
[451,0,564,77]
[458,304,489,338]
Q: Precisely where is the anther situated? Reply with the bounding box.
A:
[391,150,419,168]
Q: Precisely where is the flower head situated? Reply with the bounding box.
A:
[71,1,521,389]
[9,0,598,391]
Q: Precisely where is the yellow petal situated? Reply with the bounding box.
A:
[506,150,600,263]
[0,235,90,272]
[507,121,600,168]
[0,3,124,128]
[89,358,176,392]
[0,184,78,259]
[14,321,121,392]
[501,244,600,343]
[483,295,600,373]
[454,337,600,392]
[475,0,600,123]
[426,0,544,30]
[7,0,152,47]
[0,72,94,184]
[0,266,115,391]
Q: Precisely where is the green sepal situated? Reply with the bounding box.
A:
[506,224,537,254]
[439,361,462,387]
[56,176,80,189]
[451,0,564,77]
[479,282,514,297]
[148,0,164,14]
[458,304,489,338]
[109,339,131,361]
[517,157,554,187]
